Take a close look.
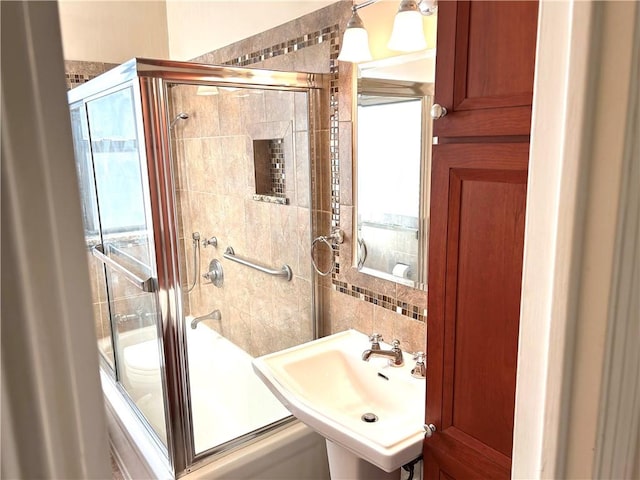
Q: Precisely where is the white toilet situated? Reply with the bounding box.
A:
[122,337,162,397]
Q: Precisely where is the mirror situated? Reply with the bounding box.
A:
[353,55,434,290]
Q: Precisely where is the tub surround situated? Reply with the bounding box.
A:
[64,1,427,354]
[188,1,427,353]
[170,83,315,358]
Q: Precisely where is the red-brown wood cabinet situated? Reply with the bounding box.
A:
[424,1,539,478]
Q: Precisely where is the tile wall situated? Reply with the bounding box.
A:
[189,1,427,354]
[169,84,314,357]
[64,0,427,357]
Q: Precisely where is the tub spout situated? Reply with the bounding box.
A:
[190,309,222,329]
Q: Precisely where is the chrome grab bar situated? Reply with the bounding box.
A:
[223,246,292,281]
[92,244,156,293]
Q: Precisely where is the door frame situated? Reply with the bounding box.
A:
[514,1,639,478]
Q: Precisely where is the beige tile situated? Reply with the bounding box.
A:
[221,260,251,315]
[338,121,354,207]
[270,203,299,274]
[297,207,312,280]
[397,283,428,311]
[228,306,252,354]
[294,91,309,132]
[244,199,272,265]
[217,92,244,135]
[372,306,396,345]
[264,90,295,123]
[221,195,247,253]
[219,135,251,197]
[171,139,190,191]
[316,129,332,212]
[295,131,311,208]
[393,316,426,355]
[328,288,374,335]
[337,62,357,123]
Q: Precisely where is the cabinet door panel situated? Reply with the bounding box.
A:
[424,143,528,479]
[433,0,539,138]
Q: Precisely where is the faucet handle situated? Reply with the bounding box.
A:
[412,351,426,379]
[369,333,383,350]
[391,339,401,350]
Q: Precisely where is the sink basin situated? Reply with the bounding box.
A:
[252,329,426,473]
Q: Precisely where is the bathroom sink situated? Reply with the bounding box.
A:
[252,330,426,473]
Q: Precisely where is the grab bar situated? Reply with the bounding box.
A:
[92,244,156,293]
[223,246,292,281]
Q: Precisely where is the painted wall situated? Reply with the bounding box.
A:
[57,0,170,63]
[359,0,437,60]
[165,1,336,60]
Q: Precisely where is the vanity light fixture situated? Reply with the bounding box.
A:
[337,3,374,63]
[338,0,437,63]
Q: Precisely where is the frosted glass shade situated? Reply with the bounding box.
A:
[387,10,427,52]
[338,27,373,63]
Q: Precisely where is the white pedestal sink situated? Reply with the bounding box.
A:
[252,330,426,479]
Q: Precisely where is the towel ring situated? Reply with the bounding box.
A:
[311,229,344,276]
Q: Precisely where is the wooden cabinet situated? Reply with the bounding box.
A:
[425,144,528,479]
[432,0,539,138]
[424,1,538,478]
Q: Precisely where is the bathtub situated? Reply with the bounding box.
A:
[185,319,291,454]
[104,322,330,479]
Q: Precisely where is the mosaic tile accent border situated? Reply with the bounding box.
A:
[64,61,117,91]
[332,278,427,322]
[268,138,286,197]
[66,72,95,90]
[222,28,339,67]
[220,21,424,323]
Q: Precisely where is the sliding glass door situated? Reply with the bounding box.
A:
[70,84,167,446]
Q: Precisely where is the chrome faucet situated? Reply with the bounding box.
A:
[190,309,221,329]
[362,338,404,367]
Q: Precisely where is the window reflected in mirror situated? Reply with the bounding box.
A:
[354,77,433,290]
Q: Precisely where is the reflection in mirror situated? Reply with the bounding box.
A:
[354,77,433,290]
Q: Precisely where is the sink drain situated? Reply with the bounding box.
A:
[361,413,378,423]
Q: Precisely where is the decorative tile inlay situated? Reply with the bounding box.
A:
[64,61,117,91]
[217,20,425,324]
[269,139,286,197]
[65,72,94,90]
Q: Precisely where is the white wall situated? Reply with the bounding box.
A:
[514,0,639,478]
[57,0,169,63]
[1,1,111,477]
[359,0,437,61]
[165,1,335,60]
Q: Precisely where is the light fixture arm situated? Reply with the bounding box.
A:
[351,0,436,15]
[351,0,380,12]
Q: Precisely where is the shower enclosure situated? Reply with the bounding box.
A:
[67,58,326,476]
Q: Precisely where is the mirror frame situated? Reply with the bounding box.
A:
[352,77,434,291]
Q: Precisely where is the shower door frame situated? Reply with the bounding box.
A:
[133,58,327,476]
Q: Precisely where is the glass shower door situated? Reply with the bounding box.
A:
[82,85,167,446]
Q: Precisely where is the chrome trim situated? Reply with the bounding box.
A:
[189,416,296,467]
[223,246,293,281]
[70,58,329,477]
[358,77,434,97]
[68,58,324,105]
[139,76,189,474]
[92,244,156,292]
